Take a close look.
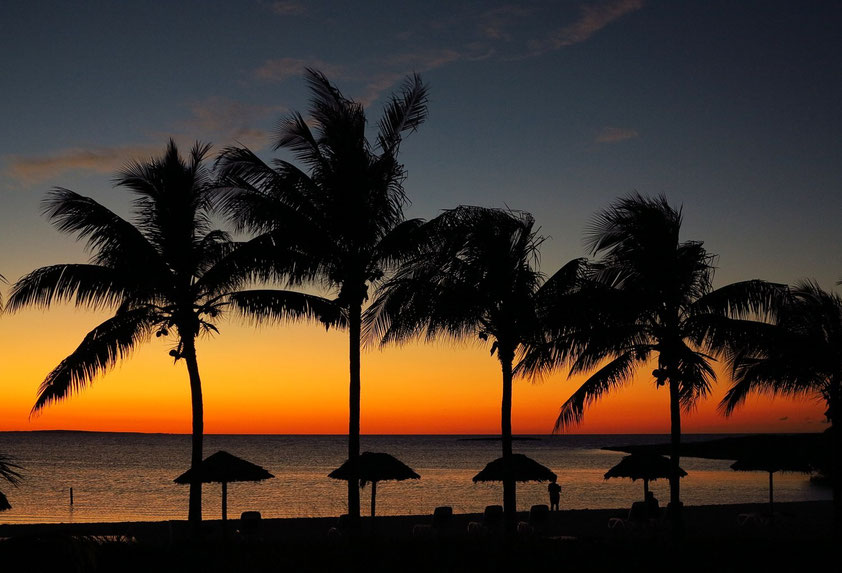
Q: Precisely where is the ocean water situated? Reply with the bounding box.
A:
[0,432,831,524]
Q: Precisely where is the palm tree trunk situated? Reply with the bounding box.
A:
[500,346,516,536]
[830,386,841,532]
[182,335,204,534]
[668,375,683,538]
[347,301,362,528]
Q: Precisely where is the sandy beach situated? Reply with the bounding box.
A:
[0,500,836,572]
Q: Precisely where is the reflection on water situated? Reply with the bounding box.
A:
[0,432,830,524]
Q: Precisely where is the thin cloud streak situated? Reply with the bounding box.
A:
[595,126,639,143]
[177,96,285,150]
[267,1,306,16]
[250,2,644,105]
[6,97,284,184]
[531,0,644,53]
[360,46,493,107]
[6,144,163,185]
[254,57,343,82]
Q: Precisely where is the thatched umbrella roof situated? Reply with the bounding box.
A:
[328,452,420,485]
[329,452,420,518]
[604,453,687,482]
[472,454,557,483]
[174,450,274,525]
[730,453,812,516]
[604,453,686,500]
[604,433,826,465]
[0,491,10,511]
[174,451,274,485]
[730,455,813,475]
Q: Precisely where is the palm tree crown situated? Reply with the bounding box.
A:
[369,205,586,534]
[721,280,842,526]
[8,140,246,527]
[544,194,779,534]
[215,69,429,524]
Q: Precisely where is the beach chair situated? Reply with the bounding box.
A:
[608,501,649,531]
[236,511,262,542]
[432,506,454,533]
[483,504,504,534]
[529,504,550,534]
[738,512,771,527]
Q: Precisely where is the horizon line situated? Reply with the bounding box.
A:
[0,429,824,436]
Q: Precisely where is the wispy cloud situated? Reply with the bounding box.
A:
[779,416,789,421]
[254,57,342,83]
[6,144,162,185]
[595,126,639,144]
[266,1,306,16]
[531,0,644,53]
[177,96,285,150]
[360,47,491,107]
[478,4,535,41]
[250,1,644,108]
[6,96,285,184]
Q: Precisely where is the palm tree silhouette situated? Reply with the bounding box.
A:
[215,69,428,525]
[368,206,586,534]
[7,140,260,530]
[545,194,778,535]
[721,280,842,527]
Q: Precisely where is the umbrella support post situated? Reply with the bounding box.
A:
[768,472,774,518]
[222,482,228,539]
[370,481,378,536]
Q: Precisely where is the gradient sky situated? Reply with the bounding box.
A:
[1,1,839,434]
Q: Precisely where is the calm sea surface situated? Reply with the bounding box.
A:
[0,432,831,524]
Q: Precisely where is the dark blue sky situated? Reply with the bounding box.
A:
[2,0,840,288]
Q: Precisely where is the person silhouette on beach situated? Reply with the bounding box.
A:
[645,490,660,518]
[548,476,561,511]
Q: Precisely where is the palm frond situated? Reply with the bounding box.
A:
[675,343,717,409]
[229,289,345,329]
[377,72,429,154]
[0,272,6,313]
[41,188,162,271]
[275,110,326,169]
[8,264,131,311]
[32,306,158,415]
[692,280,787,321]
[554,350,647,431]
[369,218,426,274]
[0,454,23,486]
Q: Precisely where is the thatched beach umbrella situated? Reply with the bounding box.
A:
[730,454,812,516]
[329,452,420,518]
[0,491,10,511]
[604,453,687,500]
[174,450,274,526]
[472,454,557,483]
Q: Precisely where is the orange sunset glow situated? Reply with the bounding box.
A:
[0,306,824,434]
[2,4,841,566]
